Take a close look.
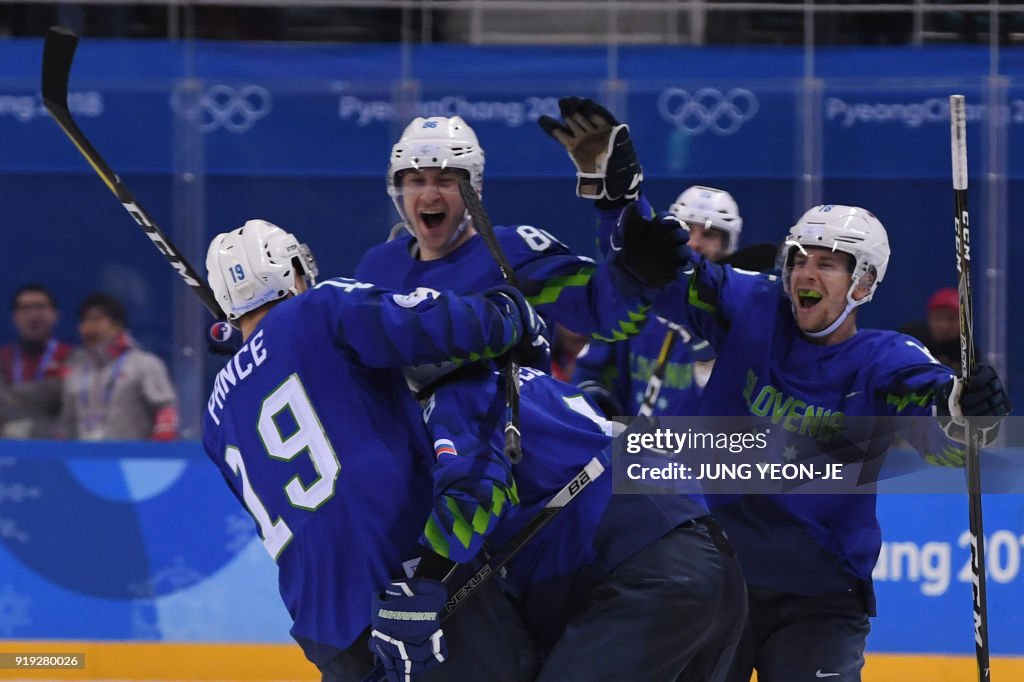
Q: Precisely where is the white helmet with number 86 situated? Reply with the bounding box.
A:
[386,116,485,234]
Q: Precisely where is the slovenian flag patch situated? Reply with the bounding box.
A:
[434,438,458,459]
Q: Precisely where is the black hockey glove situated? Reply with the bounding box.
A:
[404,287,550,397]
[609,203,692,295]
[484,286,551,370]
[936,363,1012,446]
[578,379,624,419]
[538,96,642,205]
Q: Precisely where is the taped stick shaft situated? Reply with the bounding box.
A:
[458,179,523,464]
[950,93,990,682]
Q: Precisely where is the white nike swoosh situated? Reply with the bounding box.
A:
[816,672,840,678]
[844,391,861,399]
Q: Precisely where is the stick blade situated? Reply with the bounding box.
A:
[42,26,79,112]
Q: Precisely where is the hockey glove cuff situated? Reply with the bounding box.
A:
[936,364,1012,446]
[369,579,448,682]
[538,97,643,202]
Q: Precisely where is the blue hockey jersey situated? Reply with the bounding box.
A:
[355,224,648,342]
[417,366,708,649]
[572,316,714,416]
[201,278,530,666]
[653,258,961,612]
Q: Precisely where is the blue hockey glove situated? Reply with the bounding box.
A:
[207,320,241,356]
[369,578,448,682]
[483,286,550,369]
[609,203,692,294]
[538,96,642,205]
[937,364,1012,446]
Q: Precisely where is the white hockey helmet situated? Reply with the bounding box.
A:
[777,204,890,336]
[206,219,319,321]
[387,115,484,196]
[669,185,743,255]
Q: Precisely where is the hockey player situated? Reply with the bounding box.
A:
[354,111,682,344]
[403,355,746,681]
[612,204,1012,681]
[572,185,747,417]
[200,220,547,682]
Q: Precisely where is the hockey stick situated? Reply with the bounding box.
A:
[638,325,681,417]
[950,93,991,682]
[637,243,776,416]
[457,178,523,464]
[41,27,224,321]
[364,456,605,682]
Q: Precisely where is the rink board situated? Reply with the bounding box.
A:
[0,643,1020,681]
[0,441,1021,679]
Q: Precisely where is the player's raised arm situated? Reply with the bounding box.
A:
[204,219,542,371]
[310,280,541,370]
[538,96,643,208]
[876,338,1011,466]
[355,111,688,350]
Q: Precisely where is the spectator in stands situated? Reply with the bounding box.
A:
[900,287,961,373]
[57,293,178,441]
[0,285,75,438]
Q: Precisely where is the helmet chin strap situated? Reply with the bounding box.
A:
[445,210,472,248]
[801,280,869,339]
[802,300,856,339]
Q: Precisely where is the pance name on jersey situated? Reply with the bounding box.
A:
[207,329,268,426]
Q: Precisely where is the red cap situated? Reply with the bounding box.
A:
[927,287,959,314]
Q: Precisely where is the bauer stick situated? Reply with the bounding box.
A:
[950,93,991,682]
[458,178,523,464]
[41,26,224,321]
[364,456,605,682]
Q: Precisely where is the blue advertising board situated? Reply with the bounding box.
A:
[0,441,1021,658]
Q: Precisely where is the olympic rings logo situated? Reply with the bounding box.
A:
[170,84,272,133]
[657,88,759,136]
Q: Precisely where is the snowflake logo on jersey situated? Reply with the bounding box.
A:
[392,287,440,309]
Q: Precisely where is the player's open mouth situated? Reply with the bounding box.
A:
[420,210,446,229]
[797,289,823,309]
